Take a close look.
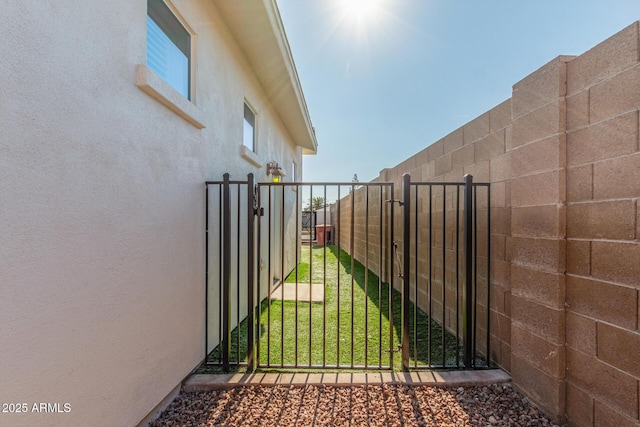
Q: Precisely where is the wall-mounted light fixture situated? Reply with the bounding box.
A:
[266,161,285,183]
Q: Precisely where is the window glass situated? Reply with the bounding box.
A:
[147,0,190,99]
[243,103,256,152]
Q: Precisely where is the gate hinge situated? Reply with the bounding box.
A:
[386,199,403,206]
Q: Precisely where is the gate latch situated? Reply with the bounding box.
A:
[386,199,403,206]
[385,344,403,353]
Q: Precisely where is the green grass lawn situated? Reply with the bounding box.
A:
[204,245,463,372]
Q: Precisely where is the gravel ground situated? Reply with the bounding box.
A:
[150,383,561,426]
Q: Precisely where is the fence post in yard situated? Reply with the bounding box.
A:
[247,173,255,371]
[401,173,411,371]
[222,173,231,372]
[463,174,474,368]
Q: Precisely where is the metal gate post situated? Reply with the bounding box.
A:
[401,173,411,370]
[222,173,231,372]
[246,173,255,371]
[463,174,474,368]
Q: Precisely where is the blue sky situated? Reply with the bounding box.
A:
[277,0,640,183]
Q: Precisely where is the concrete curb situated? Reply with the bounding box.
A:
[183,369,511,392]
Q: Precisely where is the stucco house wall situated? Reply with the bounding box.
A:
[335,21,640,425]
[0,1,315,426]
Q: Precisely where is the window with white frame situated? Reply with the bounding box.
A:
[243,103,256,152]
[147,0,190,99]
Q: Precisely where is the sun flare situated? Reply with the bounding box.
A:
[335,0,387,25]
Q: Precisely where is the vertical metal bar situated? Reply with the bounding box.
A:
[256,184,262,368]
[236,183,241,364]
[267,185,272,366]
[281,184,285,367]
[428,185,432,367]
[247,174,255,371]
[413,184,418,368]
[350,186,355,368]
[217,185,223,364]
[473,185,478,368]
[486,185,492,367]
[308,186,313,367]
[389,182,395,370]
[222,174,231,372]
[296,187,300,366]
[364,185,370,368]
[442,185,446,367]
[455,185,461,368]
[205,184,209,362]
[336,186,341,367]
[323,185,327,368]
[463,174,474,368]
[378,185,383,369]
[401,174,411,371]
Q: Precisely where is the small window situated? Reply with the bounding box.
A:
[291,161,296,182]
[243,103,256,152]
[147,0,190,99]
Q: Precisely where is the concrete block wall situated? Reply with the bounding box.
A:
[333,20,640,425]
[564,22,640,426]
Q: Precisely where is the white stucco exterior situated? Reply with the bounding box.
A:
[0,1,316,426]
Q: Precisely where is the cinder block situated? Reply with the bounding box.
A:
[511,354,565,421]
[510,236,565,273]
[512,204,564,238]
[511,295,565,345]
[566,382,594,427]
[491,234,506,262]
[489,152,512,183]
[512,99,565,148]
[567,111,638,166]
[463,160,490,182]
[489,99,512,132]
[592,241,640,287]
[512,56,572,118]
[597,322,640,378]
[491,259,510,288]
[511,135,564,176]
[463,111,490,145]
[567,164,593,202]
[426,139,444,162]
[565,311,596,356]
[567,22,640,95]
[505,124,513,152]
[442,128,464,154]
[434,152,452,177]
[591,64,640,123]
[566,90,590,131]
[490,181,506,208]
[594,400,640,427]
[511,323,565,378]
[511,265,565,309]
[420,161,435,180]
[593,153,640,199]
[567,200,636,240]
[566,239,591,276]
[566,275,637,330]
[566,348,639,420]
[474,131,505,163]
[511,170,564,207]
[491,310,512,344]
[501,342,511,372]
[414,146,430,166]
[490,207,511,235]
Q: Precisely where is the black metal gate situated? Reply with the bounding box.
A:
[205,173,490,372]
